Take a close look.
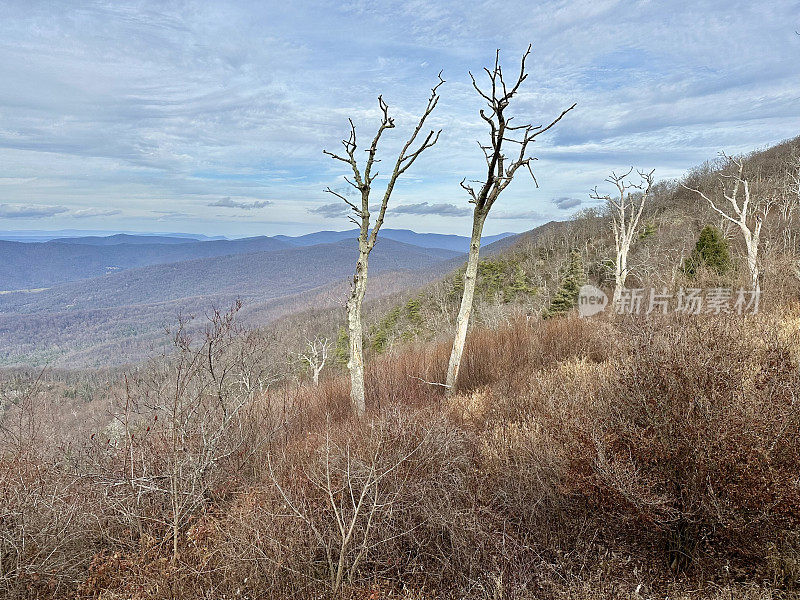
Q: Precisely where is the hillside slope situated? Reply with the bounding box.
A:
[0,238,461,366]
[270,136,800,362]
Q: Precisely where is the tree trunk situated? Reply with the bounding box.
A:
[739,223,761,292]
[745,234,760,293]
[445,212,486,396]
[613,241,629,306]
[347,249,369,415]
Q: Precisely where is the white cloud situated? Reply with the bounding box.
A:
[71,207,123,218]
[208,197,272,209]
[392,202,471,217]
[309,202,349,218]
[0,0,797,235]
[552,197,582,210]
[0,203,68,218]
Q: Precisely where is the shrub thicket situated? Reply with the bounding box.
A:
[3,307,798,599]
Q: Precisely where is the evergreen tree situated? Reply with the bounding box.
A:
[334,326,349,367]
[639,220,657,239]
[544,250,585,317]
[684,225,731,277]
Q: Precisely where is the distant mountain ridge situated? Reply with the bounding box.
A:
[275,228,515,252]
[0,230,225,243]
[0,236,292,290]
[0,227,524,366]
[48,234,202,246]
[0,238,460,314]
[0,229,519,290]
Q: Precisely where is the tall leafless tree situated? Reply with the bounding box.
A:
[324,75,444,414]
[590,168,655,306]
[683,154,773,292]
[445,46,575,396]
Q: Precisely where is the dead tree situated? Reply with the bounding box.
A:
[299,337,331,385]
[324,75,444,415]
[780,152,800,253]
[683,155,772,292]
[590,168,655,306]
[445,46,575,396]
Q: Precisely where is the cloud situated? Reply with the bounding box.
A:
[552,196,582,210]
[208,197,272,209]
[151,210,192,221]
[0,204,69,219]
[309,202,350,218]
[492,209,546,221]
[392,202,471,217]
[0,177,37,185]
[0,1,798,235]
[71,208,123,218]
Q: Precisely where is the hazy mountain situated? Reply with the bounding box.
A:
[275,229,516,252]
[48,234,204,245]
[0,236,293,290]
[0,238,461,366]
[0,230,225,243]
[1,238,459,313]
[0,229,519,291]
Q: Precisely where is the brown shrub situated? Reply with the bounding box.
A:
[592,313,800,576]
[3,309,800,598]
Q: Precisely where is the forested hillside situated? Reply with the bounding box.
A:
[0,238,462,367]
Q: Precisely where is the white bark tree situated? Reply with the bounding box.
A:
[780,152,800,253]
[444,46,575,396]
[682,155,773,292]
[300,337,331,385]
[324,75,444,415]
[590,168,655,306]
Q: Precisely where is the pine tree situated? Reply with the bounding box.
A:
[684,225,731,277]
[544,250,585,317]
[639,220,657,239]
[334,326,349,367]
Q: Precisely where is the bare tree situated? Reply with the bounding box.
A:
[106,304,258,563]
[266,422,427,592]
[590,168,655,306]
[445,46,575,395]
[683,155,773,292]
[324,75,444,415]
[780,152,800,253]
[299,337,331,385]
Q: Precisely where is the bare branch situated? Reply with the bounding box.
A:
[324,187,362,215]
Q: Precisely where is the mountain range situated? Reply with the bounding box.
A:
[0,229,519,367]
[0,229,515,291]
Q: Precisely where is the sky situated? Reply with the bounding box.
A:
[0,0,798,238]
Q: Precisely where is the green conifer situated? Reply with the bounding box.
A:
[544,250,585,317]
[683,225,731,277]
[334,326,349,367]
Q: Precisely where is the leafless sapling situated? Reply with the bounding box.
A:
[299,337,331,385]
